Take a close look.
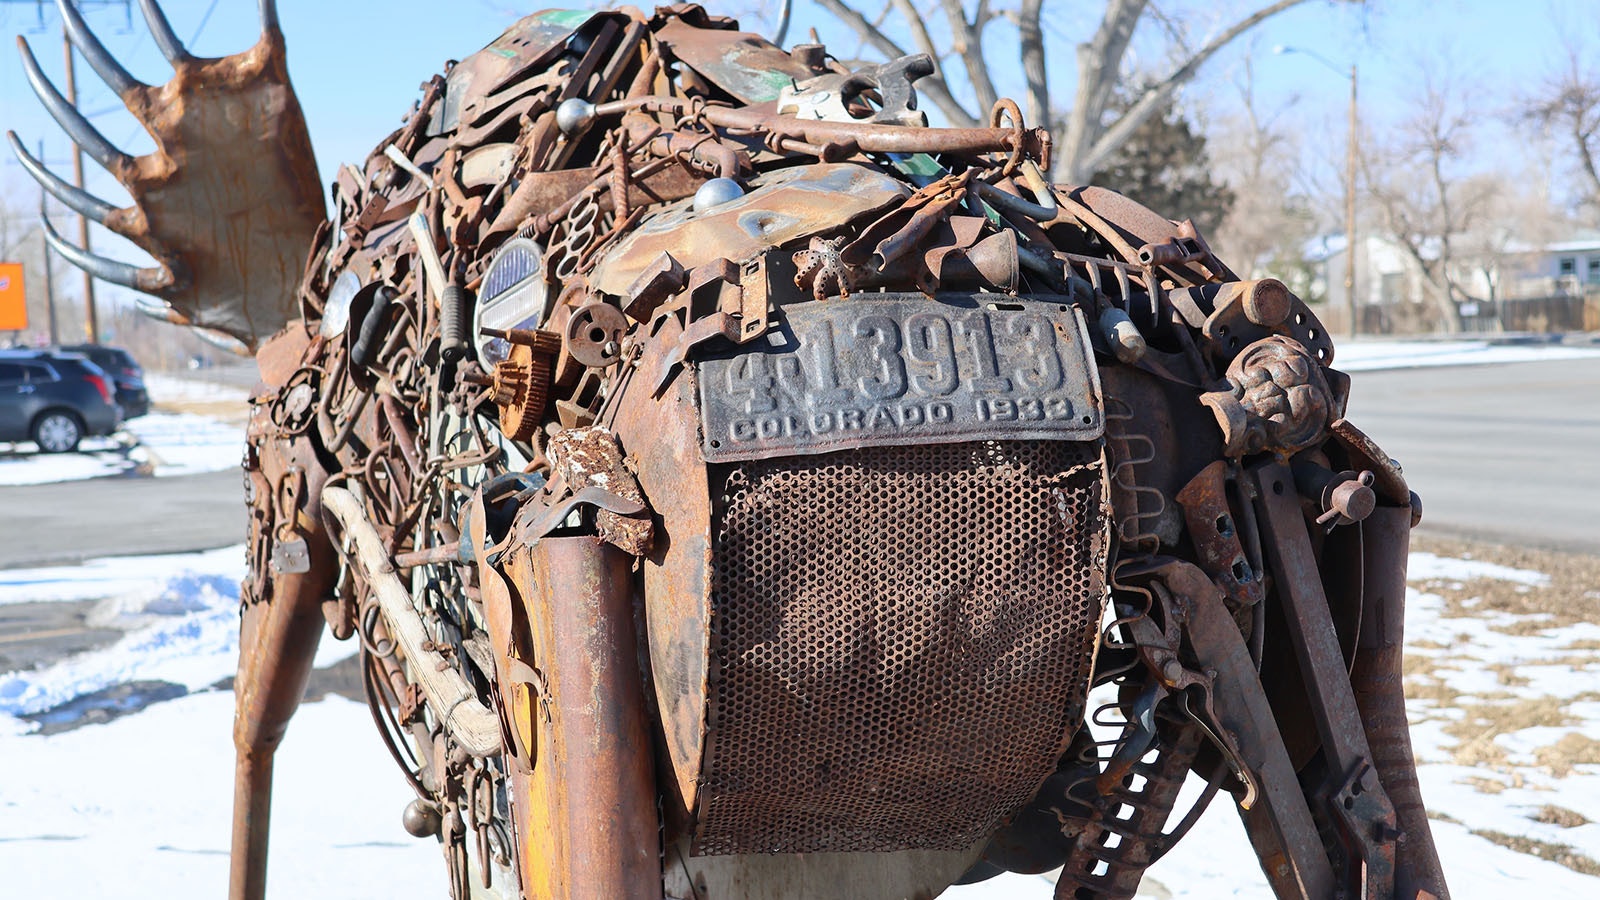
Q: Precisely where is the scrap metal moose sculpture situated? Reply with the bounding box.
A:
[14,3,1449,899]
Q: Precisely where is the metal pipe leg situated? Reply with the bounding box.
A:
[228,500,336,900]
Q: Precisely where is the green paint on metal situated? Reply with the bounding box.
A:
[533,9,594,28]
[744,69,793,102]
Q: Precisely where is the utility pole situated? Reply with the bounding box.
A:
[1345,63,1358,339]
[39,139,59,345]
[61,24,98,344]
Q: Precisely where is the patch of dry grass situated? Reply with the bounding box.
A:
[1460,775,1508,794]
[1444,696,1574,767]
[1410,535,1600,628]
[1471,829,1600,876]
[1533,805,1591,828]
[1534,733,1600,778]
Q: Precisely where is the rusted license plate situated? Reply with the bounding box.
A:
[696,293,1102,461]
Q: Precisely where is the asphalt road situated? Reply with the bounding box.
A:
[0,467,246,569]
[1344,356,1600,555]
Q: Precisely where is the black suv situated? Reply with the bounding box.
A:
[54,344,150,418]
[0,350,122,452]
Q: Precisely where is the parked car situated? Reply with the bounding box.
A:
[53,343,150,418]
[0,349,122,452]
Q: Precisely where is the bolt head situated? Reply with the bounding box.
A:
[555,98,596,136]
[402,799,441,838]
[693,177,745,212]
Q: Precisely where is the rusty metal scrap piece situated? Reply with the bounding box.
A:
[1348,508,1452,899]
[1176,460,1265,610]
[1200,336,1335,459]
[1252,463,1402,898]
[791,235,852,300]
[504,536,659,900]
[492,342,555,441]
[322,486,502,757]
[539,426,652,556]
[1156,556,1339,900]
[695,440,1107,855]
[588,163,910,296]
[777,54,936,127]
[13,6,324,349]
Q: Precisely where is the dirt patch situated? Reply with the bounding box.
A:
[1471,829,1600,877]
[1533,805,1592,828]
[1410,534,1600,628]
[1534,732,1600,777]
[1444,696,1573,767]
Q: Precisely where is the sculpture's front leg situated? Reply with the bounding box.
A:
[229,332,337,900]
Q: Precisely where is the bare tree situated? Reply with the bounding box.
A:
[1210,55,1316,286]
[1362,74,1500,334]
[1523,48,1600,217]
[810,0,1346,183]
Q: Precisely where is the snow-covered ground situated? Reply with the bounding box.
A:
[1,545,1597,897]
[0,373,248,486]
[1335,338,1600,372]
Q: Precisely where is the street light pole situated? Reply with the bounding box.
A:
[1275,46,1360,338]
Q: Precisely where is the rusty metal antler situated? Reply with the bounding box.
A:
[9,0,323,351]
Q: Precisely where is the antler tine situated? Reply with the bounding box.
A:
[194,328,252,357]
[16,36,133,174]
[259,0,279,33]
[41,217,169,293]
[134,295,187,324]
[137,0,191,65]
[7,131,119,227]
[57,0,145,95]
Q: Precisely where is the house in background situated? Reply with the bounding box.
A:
[1313,230,1600,334]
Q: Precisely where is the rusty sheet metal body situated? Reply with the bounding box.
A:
[17,5,1448,900]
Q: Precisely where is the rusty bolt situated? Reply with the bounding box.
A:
[1160,657,1184,684]
[1242,279,1292,328]
[1327,474,1376,524]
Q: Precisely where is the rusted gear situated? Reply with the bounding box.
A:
[491,343,553,442]
[792,235,853,301]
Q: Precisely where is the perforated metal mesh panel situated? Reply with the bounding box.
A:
[695,440,1108,855]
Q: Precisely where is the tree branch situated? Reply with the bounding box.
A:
[1058,0,1148,182]
[939,0,999,115]
[813,0,978,127]
[1018,0,1048,129]
[1069,0,1315,182]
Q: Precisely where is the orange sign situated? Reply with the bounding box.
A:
[0,262,26,331]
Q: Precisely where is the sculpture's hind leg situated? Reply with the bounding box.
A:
[229,402,337,900]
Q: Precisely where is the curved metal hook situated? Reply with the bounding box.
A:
[259,0,279,33]
[57,0,145,95]
[6,131,118,225]
[137,0,191,65]
[16,36,132,173]
[772,0,792,48]
[42,217,165,292]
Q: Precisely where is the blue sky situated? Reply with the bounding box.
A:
[0,0,1589,294]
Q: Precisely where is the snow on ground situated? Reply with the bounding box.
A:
[0,547,353,733]
[0,691,447,899]
[0,372,247,486]
[1334,339,1600,372]
[1,545,1598,897]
